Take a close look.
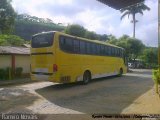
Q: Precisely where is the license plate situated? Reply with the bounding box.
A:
[35,68,48,73]
[35,74,49,80]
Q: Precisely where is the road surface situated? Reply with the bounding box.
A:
[0,69,156,114]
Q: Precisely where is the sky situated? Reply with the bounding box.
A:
[12,0,158,47]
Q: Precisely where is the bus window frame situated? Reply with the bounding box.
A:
[59,35,125,58]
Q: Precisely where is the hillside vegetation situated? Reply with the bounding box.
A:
[14,14,65,40]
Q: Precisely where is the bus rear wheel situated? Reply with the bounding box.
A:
[119,68,123,76]
[82,71,91,85]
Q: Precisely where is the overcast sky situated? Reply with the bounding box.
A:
[12,0,158,47]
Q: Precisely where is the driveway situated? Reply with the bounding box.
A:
[0,69,155,114]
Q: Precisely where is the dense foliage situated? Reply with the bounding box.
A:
[85,31,99,40]
[152,69,160,94]
[64,24,108,41]
[65,24,86,37]
[0,0,16,34]
[0,67,23,80]
[109,35,145,58]
[139,47,158,68]
[107,34,158,68]
[14,14,65,40]
[0,34,25,46]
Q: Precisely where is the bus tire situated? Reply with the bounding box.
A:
[82,71,91,85]
[119,68,123,76]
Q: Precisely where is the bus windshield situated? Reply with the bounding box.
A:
[31,32,54,48]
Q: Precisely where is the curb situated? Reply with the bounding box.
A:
[0,78,39,87]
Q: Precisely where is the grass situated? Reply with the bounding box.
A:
[152,69,160,94]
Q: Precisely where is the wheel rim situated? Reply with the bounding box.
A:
[83,72,90,84]
[84,75,87,83]
[120,69,123,75]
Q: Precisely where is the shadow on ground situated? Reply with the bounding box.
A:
[36,71,153,114]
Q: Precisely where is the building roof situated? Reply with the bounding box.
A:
[0,46,30,55]
[97,0,144,10]
[21,44,31,48]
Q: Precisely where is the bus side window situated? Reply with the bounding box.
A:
[104,46,107,56]
[96,44,100,55]
[114,48,116,56]
[118,49,120,57]
[115,48,117,56]
[119,48,121,57]
[80,40,86,54]
[73,39,80,53]
[90,43,93,55]
[115,48,118,57]
[100,45,105,55]
[112,47,115,56]
[120,49,122,57]
[60,36,73,52]
[92,43,96,55]
[86,42,90,54]
[59,36,66,50]
[107,46,111,56]
[60,36,65,45]
[110,47,113,56]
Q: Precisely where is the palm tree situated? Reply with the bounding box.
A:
[120,2,150,38]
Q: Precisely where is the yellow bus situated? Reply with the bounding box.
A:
[31,31,127,84]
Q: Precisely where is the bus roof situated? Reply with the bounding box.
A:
[33,31,124,50]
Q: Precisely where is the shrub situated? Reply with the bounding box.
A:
[15,67,23,77]
[0,35,25,46]
[5,67,12,79]
[152,69,160,84]
[152,69,160,93]
[0,67,12,80]
[0,69,5,80]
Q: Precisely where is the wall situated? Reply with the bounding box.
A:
[0,54,30,74]
[15,55,30,73]
[0,55,11,68]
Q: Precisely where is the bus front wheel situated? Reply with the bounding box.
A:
[82,71,91,85]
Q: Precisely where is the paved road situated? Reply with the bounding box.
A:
[0,69,153,114]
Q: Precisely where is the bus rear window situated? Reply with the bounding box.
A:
[32,33,54,48]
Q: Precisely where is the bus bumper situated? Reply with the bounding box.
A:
[30,73,61,83]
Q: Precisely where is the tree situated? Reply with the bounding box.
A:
[119,34,130,40]
[120,2,150,38]
[64,24,86,37]
[85,31,98,40]
[98,34,108,41]
[127,38,145,61]
[107,34,118,45]
[139,47,158,68]
[0,0,16,34]
[0,34,25,46]
[107,35,145,61]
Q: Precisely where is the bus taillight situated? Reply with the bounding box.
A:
[53,64,58,72]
